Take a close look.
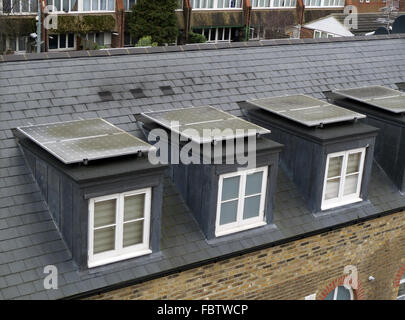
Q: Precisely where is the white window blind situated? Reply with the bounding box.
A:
[216,167,268,236]
[88,188,152,268]
[322,148,366,210]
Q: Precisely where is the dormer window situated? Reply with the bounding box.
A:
[216,167,268,237]
[88,188,152,268]
[322,148,366,210]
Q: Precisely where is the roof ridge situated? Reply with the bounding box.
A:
[1,34,405,63]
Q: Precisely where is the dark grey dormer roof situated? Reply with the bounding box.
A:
[1,36,405,299]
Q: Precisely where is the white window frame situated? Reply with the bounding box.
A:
[314,30,336,39]
[304,0,344,7]
[48,33,76,51]
[81,0,115,12]
[215,166,268,237]
[328,286,354,300]
[321,147,366,211]
[190,0,242,10]
[3,0,38,13]
[88,188,152,268]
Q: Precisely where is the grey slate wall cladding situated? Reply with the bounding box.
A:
[169,143,282,240]
[241,105,379,212]
[329,96,405,193]
[18,138,165,270]
[1,37,405,299]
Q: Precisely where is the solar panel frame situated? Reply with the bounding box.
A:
[17,118,153,164]
[333,86,405,114]
[247,94,365,127]
[141,106,270,144]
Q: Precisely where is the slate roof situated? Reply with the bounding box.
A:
[1,35,405,299]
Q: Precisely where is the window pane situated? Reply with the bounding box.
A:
[336,286,352,300]
[71,0,77,10]
[96,32,104,45]
[327,156,343,178]
[9,38,16,51]
[14,0,20,12]
[30,0,38,12]
[63,0,69,11]
[347,152,361,174]
[123,220,143,247]
[124,194,145,221]
[59,34,66,48]
[22,0,29,11]
[245,171,263,196]
[48,35,58,49]
[94,226,115,253]
[222,176,240,201]
[325,178,340,200]
[54,0,60,10]
[92,0,98,10]
[344,174,359,196]
[243,195,261,219]
[18,37,26,51]
[94,199,116,227]
[83,0,90,10]
[100,0,106,10]
[220,200,238,225]
[108,0,114,10]
[67,33,74,47]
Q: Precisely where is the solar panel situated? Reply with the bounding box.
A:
[333,86,405,113]
[247,95,365,127]
[141,106,270,144]
[17,118,152,164]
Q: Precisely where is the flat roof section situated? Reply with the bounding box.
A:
[141,106,270,144]
[17,118,153,164]
[247,94,366,127]
[334,86,405,114]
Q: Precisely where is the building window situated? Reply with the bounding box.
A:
[82,0,114,11]
[6,36,28,52]
[123,0,136,10]
[314,30,335,38]
[46,0,78,11]
[325,286,354,300]
[304,0,344,6]
[192,27,242,43]
[272,0,296,7]
[216,167,268,236]
[397,273,405,300]
[3,0,38,13]
[322,148,366,210]
[48,33,75,50]
[88,188,152,268]
[190,0,242,9]
[124,32,136,46]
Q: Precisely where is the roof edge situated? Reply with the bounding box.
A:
[65,204,405,300]
[1,34,405,63]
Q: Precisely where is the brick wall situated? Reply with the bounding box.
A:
[88,210,405,300]
[349,0,386,13]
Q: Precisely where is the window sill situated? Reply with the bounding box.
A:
[321,197,363,211]
[88,248,152,268]
[215,221,267,237]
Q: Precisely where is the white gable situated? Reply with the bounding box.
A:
[304,16,354,37]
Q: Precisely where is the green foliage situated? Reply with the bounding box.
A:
[51,15,116,33]
[188,32,207,44]
[0,17,36,36]
[127,0,178,46]
[135,36,158,47]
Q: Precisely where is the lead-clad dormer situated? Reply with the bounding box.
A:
[239,95,379,213]
[14,118,166,269]
[137,106,283,239]
[330,85,405,192]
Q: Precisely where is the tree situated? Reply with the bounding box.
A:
[126,0,178,46]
